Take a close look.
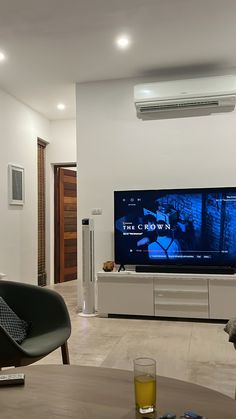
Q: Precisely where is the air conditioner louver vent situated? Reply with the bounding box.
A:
[134,76,236,119]
[138,100,219,113]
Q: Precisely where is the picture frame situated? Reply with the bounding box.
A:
[8,164,24,205]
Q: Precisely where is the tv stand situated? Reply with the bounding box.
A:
[135,265,235,275]
[97,271,236,319]
[118,264,126,272]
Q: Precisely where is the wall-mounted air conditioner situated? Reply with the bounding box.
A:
[134,75,236,120]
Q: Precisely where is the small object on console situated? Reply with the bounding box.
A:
[102,261,114,272]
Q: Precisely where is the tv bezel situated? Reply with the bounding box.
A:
[114,186,236,268]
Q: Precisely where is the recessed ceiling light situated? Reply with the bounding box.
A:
[0,52,6,61]
[57,103,65,110]
[116,36,130,50]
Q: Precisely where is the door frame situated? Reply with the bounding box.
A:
[38,138,48,286]
[54,163,77,284]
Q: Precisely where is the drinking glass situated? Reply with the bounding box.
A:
[134,357,156,414]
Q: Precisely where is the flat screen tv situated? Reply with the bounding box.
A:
[114,187,236,271]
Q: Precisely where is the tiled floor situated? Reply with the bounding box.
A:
[38,280,236,398]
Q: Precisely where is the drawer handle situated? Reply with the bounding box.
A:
[157,293,163,297]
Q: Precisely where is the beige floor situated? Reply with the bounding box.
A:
[38,280,236,398]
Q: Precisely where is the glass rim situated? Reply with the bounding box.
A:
[133,357,156,366]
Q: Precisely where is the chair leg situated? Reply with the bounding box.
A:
[61,341,70,365]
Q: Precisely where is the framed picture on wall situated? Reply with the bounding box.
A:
[8,164,24,205]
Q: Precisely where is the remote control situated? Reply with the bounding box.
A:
[0,373,25,386]
[183,411,203,419]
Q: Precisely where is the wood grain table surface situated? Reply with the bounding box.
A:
[0,365,235,418]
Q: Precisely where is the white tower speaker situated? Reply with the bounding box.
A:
[79,218,96,316]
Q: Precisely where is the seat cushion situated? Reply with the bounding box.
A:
[20,328,71,357]
[0,296,29,343]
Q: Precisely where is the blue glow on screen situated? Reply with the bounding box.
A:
[114,188,236,266]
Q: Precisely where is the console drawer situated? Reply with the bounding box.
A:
[154,275,209,318]
[155,302,209,318]
[154,276,208,292]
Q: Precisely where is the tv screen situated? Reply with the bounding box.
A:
[114,188,236,267]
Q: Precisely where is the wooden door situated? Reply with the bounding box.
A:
[55,167,77,282]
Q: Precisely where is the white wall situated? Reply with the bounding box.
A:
[0,92,76,286]
[0,89,50,284]
[48,120,76,163]
[76,77,236,276]
[46,119,76,284]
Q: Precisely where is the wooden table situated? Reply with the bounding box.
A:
[0,365,235,418]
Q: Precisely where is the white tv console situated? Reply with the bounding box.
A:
[97,271,236,319]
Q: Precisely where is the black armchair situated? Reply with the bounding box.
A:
[0,280,71,368]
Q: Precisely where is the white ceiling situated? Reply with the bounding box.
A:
[0,0,236,120]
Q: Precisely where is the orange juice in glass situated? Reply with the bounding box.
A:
[134,357,156,414]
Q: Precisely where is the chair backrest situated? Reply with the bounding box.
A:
[0,280,71,333]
